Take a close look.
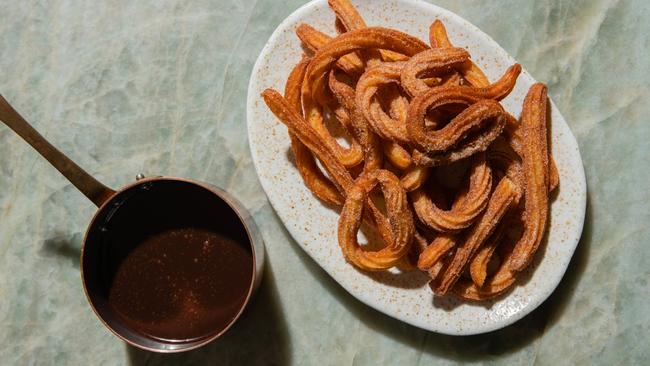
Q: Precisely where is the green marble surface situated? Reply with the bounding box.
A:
[0,0,648,364]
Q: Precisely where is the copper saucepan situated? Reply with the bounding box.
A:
[0,95,265,353]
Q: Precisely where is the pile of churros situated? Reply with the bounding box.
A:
[261,0,558,301]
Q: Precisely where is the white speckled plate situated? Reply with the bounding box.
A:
[246,0,586,335]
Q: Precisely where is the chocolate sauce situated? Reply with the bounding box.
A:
[109,228,252,341]
[87,180,253,342]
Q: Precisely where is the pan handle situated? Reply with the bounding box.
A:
[0,94,115,207]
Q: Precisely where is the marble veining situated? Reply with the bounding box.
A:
[0,0,648,365]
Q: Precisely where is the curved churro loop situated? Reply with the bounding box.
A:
[330,67,400,177]
[296,23,365,76]
[400,47,470,96]
[327,0,387,66]
[406,65,521,149]
[375,82,430,191]
[329,0,410,63]
[428,20,490,87]
[407,94,506,165]
[380,82,416,174]
[285,57,343,206]
[432,176,521,295]
[318,10,397,178]
[328,66,385,175]
[406,65,521,167]
[296,26,402,171]
[426,21,466,89]
[263,89,354,193]
[338,169,414,270]
[408,64,522,130]
[304,27,428,99]
[302,74,364,168]
[263,89,395,240]
[509,84,550,272]
[355,62,412,143]
[412,153,492,232]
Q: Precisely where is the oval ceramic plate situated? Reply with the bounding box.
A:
[247,0,586,335]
